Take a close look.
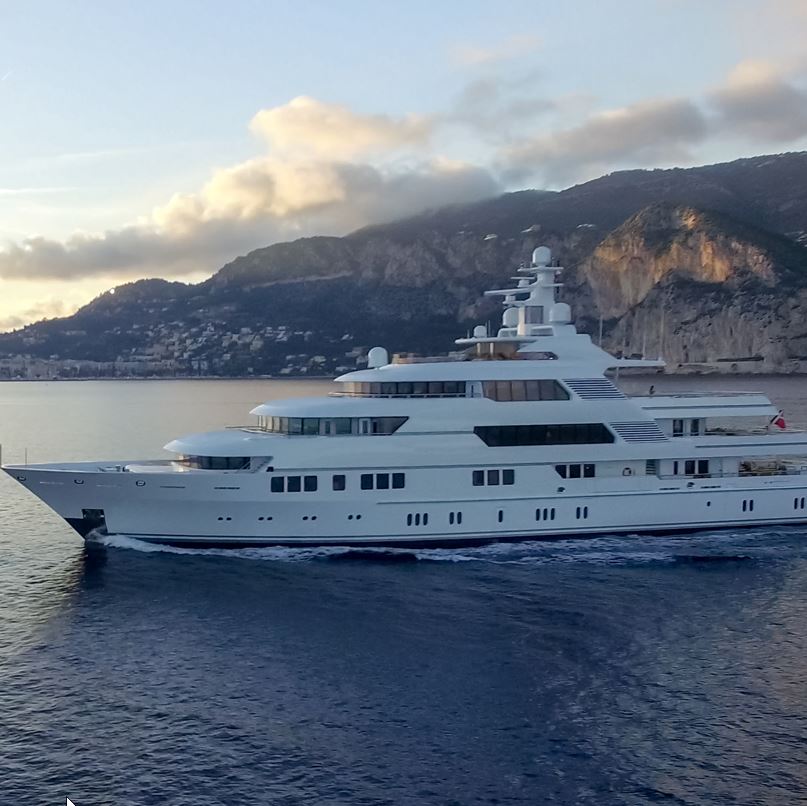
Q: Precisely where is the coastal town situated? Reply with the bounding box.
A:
[0,321,367,379]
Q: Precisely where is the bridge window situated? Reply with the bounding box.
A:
[332,474,346,491]
[482,379,569,402]
[263,416,407,436]
[361,472,406,490]
[474,423,613,447]
[555,463,596,479]
[270,475,319,493]
[182,456,250,470]
[472,468,516,486]
[339,381,467,398]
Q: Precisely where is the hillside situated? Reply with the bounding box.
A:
[3,152,807,377]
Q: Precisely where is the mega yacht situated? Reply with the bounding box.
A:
[5,247,807,547]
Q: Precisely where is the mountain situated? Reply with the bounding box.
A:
[4,152,807,378]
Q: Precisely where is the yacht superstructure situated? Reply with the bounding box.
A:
[5,247,807,547]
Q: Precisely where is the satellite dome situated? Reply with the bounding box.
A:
[473,324,487,338]
[502,307,519,327]
[532,246,551,266]
[367,346,389,368]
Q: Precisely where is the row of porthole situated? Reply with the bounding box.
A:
[219,515,324,522]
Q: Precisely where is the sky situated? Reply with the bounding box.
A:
[1,0,806,330]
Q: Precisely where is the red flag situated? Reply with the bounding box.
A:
[771,410,786,429]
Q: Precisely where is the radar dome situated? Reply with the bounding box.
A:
[473,324,487,338]
[549,303,571,324]
[367,346,389,368]
[532,246,551,266]
[502,307,519,327]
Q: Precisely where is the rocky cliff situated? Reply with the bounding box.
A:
[3,152,807,377]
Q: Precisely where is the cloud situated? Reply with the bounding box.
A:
[710,60,807,142]
[0,94,501,284]
[0,298,66,331]
[502,97,709,185]
[451,34,542,67]
[249,96,432,159]
[4,54,807,300]
[0,156,498,281]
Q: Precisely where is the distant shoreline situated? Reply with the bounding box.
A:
[0,375,337,382]
[1,371,807,383]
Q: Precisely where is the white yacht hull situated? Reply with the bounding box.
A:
[7,464,807,548]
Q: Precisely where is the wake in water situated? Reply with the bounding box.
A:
[89,526,807,566]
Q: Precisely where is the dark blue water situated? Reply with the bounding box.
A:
[1,379,807,804]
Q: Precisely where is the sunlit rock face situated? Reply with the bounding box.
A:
[578,201,807,368]
[582,204,779,318]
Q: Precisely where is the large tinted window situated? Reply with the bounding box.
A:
[474,423,614,447]
[185,455,250,470]
[338,381,466,398]
[482,380,569,402]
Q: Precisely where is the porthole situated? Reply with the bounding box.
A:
[73,478,84,485]
[135,480,146,487]
[15,475,26,481]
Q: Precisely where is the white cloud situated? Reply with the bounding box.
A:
[0,157,497,282]
[249,96,432,159]
[4,51,807,318]
[0,95,499,285]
